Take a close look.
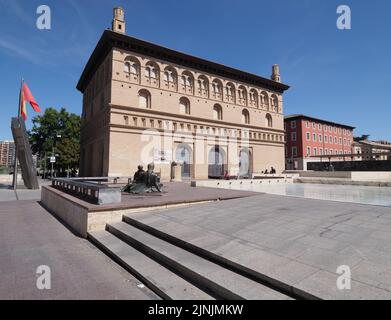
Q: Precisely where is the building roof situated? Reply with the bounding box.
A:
[284,114,355,129]
[355,140,391,150]
[76,29,290,93]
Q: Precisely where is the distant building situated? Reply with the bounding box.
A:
[353,140,391,161]
[0,141,16,168]
[284,115,355,170]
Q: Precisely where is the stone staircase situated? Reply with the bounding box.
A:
[89,216,314,300]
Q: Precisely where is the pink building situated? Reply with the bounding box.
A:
[284,114,355,170]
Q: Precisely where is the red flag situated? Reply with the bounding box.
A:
[22,82,41,113]
[20,88,27,120]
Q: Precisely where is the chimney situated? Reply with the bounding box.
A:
[112,7,125,34]
[271,64,281,82]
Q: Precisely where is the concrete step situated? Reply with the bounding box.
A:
[107,221,291,300]
[123,214,320,300]
[88,230,214,300]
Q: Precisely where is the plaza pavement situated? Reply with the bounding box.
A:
[0,199,159,300]
[128,194,391,299]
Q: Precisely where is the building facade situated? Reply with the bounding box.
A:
[353,140,391,161]
[0,141,16,167]
[284,115,355,170]
[77,8,289,180]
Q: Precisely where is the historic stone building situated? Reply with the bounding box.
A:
[77,8,289,180]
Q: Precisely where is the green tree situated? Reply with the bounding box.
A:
[29,107,80,176]
[354,134,370,142]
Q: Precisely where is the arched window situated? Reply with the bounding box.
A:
[197,75,209,97]
[242,109,250,124]
[238,85,248,105]
[261,91,269,110]
[179,97,190,115]
[212,79,223,100]
[271,94,279,112]
[124,56,140,83]
[124,57,140,75]
[213,104,223,120]
[163,66,177,89]
[180,71,194,94]
[249,89,259,108]
[225,82,236,102]
[138,89,151,109]
[266,113,273,128]
[145,62,159,80]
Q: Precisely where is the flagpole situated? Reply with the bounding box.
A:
[12,78,24,191]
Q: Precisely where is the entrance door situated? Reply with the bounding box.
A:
[208,146,225,178]
[239,148,251,177]
[175,144,191,178]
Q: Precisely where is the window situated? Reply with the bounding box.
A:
[330,150,333,155]
[313,148,317,156]
[124,59,139,75]
[335,137,338,144]
[292,147,297,157]
[329,136,333,143]
[238,86,248,105]
[339,137,342,145]
[163,67,177,86]
[329,126,332,132]
[249,89,258,107]
[344,138,347,145]
[312,122,316,129]
[306,132,310,141]
[242,109,250,124]
[266,114,273,128]
[181,71,194,93]
[318,124,322,130]
[291,120,297,129]
[324,135,328,143]
[325,149,328,155]
[197,76,209,96]
[213,104,222,120]
[319,148,323,155]
[145,62,159,80]
[307,147,311,156]
[179,97,190,115]
[306,121,309,128]
[261,91,269,109]
[291,132,297,142]
[319,134,322,142]
[271,94,279,112]
[313,133,317,142]
[138,90,151,109]
[212,80,222,94]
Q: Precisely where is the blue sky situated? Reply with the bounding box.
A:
[0,0,390,140]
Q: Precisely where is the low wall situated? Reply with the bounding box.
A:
[41,186,89,237]
[350,172,391,181]
[41,185,215,238]
[307,160,391,172]
[193,177,293,189]
[298,171,352,179]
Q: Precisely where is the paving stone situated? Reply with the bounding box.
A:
[0,200,159,300]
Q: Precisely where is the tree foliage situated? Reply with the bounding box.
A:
[29,107,80,175]
[354,134,370,142]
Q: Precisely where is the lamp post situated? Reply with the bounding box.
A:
[50,134,61,178]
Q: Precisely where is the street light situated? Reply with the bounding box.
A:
[50,134,61,178]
